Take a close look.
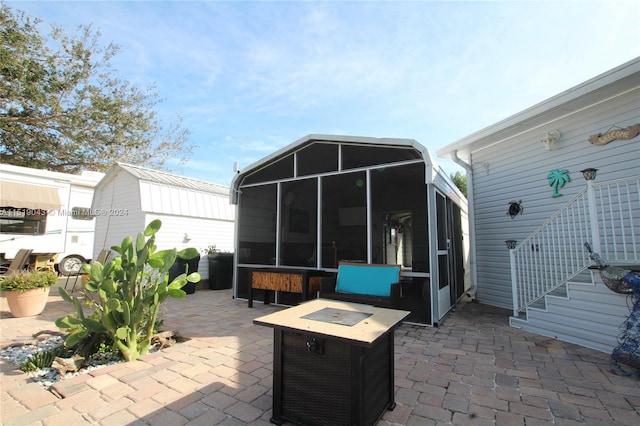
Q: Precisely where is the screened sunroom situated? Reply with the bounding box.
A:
[230,135,468,325]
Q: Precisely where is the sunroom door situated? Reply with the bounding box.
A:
[436,191,451,318]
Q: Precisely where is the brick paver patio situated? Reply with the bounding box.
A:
[1,283,639,425]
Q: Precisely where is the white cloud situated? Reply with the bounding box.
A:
[7,0,639,184]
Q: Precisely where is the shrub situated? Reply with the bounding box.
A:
[56,220,200,361]
[0,270,58,292]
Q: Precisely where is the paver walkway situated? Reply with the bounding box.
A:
[1,283,639,425]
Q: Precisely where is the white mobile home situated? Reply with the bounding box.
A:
[0,164,104,273]
[91,163,236,283]
[438,58,640,352]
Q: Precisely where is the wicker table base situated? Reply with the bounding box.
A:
[254,300,409,426]
[248,269,321,308]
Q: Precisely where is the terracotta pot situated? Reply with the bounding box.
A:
[4,287,50,317]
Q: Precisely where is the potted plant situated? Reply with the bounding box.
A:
[0,270,58,317]
[169,251,201,294]
[203,245,234,290]
[203,245,218,256]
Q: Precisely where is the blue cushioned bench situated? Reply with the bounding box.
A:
[319,262,403,308]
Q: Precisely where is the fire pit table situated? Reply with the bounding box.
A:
[254,299,409,426]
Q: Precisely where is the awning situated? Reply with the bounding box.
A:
[0,181,62,211]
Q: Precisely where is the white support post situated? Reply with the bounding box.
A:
[510,248,519,317]
[586,180,601,255]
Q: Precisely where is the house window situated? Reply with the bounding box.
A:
[296,143,339,176]
[242,154,294,185]
[236,144,430,273]
[342,145,421,170]
[321,171,367,267]
[0,207,47,235]
[237,184,277,265]
[280,178,318,267]
[71,207,93,220]
[370,163,429,271]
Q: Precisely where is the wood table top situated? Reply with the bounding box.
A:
[253,299,410,346]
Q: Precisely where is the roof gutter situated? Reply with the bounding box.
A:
[451,150,478,301]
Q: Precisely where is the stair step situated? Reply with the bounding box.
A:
[529,299,547,310]
[548,285,568,298]
[525,284,568,312]
[568,270,594,284]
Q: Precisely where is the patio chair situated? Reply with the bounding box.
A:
[0,249,34,276]
[33,254,58,273]
[64,249,112,292]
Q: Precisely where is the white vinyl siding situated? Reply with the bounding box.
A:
[148,213,234,252]
[91,164,236,279]
[472,88,640,310]
[139,181,234,221]
[510,273,631,353]
[91,172,145,259]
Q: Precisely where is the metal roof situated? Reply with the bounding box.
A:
[115,163,230,196]
[234,134,437,176]
[230,134,453,203]
[0,163,105,188]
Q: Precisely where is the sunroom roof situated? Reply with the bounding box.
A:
[231,134,445,203]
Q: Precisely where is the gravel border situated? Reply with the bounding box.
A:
[1,336,122,389]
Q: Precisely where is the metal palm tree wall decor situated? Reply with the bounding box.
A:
[547,169,571,197]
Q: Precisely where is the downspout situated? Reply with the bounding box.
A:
[451,150,478,302]
[230,170,243,299]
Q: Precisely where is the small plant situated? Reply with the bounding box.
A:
[0,270,58,293]
[203,245,218,255]
[19,346,72,372]
[56,220,200,362]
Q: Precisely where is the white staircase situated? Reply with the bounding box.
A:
[510,270,631,353]
[509,175,639,353]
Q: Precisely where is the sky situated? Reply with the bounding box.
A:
[6,0,640,186]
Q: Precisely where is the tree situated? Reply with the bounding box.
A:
[450,171,467,197]
[0,3,193,173]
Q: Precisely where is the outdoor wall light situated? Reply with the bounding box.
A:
[542,130,561,151]
[505,240,518,250]
[580,168,598,181]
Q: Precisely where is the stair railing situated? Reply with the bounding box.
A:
[510,175,640,316]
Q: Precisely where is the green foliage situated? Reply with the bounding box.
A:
[450,171,467,197]
[0,3,193,173]
[0,270,58,292]
[62,310,116,358]
[56,220,200,361]
[203,245,218,255]
[19,345,72,372]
